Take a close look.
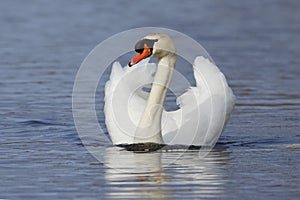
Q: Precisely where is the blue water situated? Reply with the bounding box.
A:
[1,0,300,199]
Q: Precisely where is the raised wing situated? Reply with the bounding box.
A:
[162,56,235,146]
[104,59,156,144]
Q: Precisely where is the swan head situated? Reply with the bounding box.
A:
[129,33,176,67]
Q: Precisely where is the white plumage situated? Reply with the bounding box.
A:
[104,55,235,146]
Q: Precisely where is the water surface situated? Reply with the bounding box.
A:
[0,0,299,199]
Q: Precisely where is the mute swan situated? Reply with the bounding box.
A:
[104,33,235,147]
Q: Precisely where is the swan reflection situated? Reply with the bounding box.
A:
[104,145,230,199]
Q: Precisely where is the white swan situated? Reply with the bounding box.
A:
[104,33,235,146]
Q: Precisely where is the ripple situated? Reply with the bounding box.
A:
[18,120,62,126]
[236,102,300,107]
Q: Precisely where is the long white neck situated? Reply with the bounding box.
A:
[134,54,176,144]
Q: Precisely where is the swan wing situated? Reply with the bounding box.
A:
[104,60,156,144]
[162,56,235,146]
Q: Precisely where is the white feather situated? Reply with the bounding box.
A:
[104,56,235,146]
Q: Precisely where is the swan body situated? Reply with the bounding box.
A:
[104,33,235,146]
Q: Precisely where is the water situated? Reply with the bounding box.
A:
[1,0,299,199]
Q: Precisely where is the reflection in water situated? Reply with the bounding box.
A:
[104,145,230,199]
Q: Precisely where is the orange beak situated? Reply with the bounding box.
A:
[129,44,151,67]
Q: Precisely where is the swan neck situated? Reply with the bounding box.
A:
[157,54,177,70]
[134,54,176,144]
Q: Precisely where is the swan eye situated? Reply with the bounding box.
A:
[134,39,158,54]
